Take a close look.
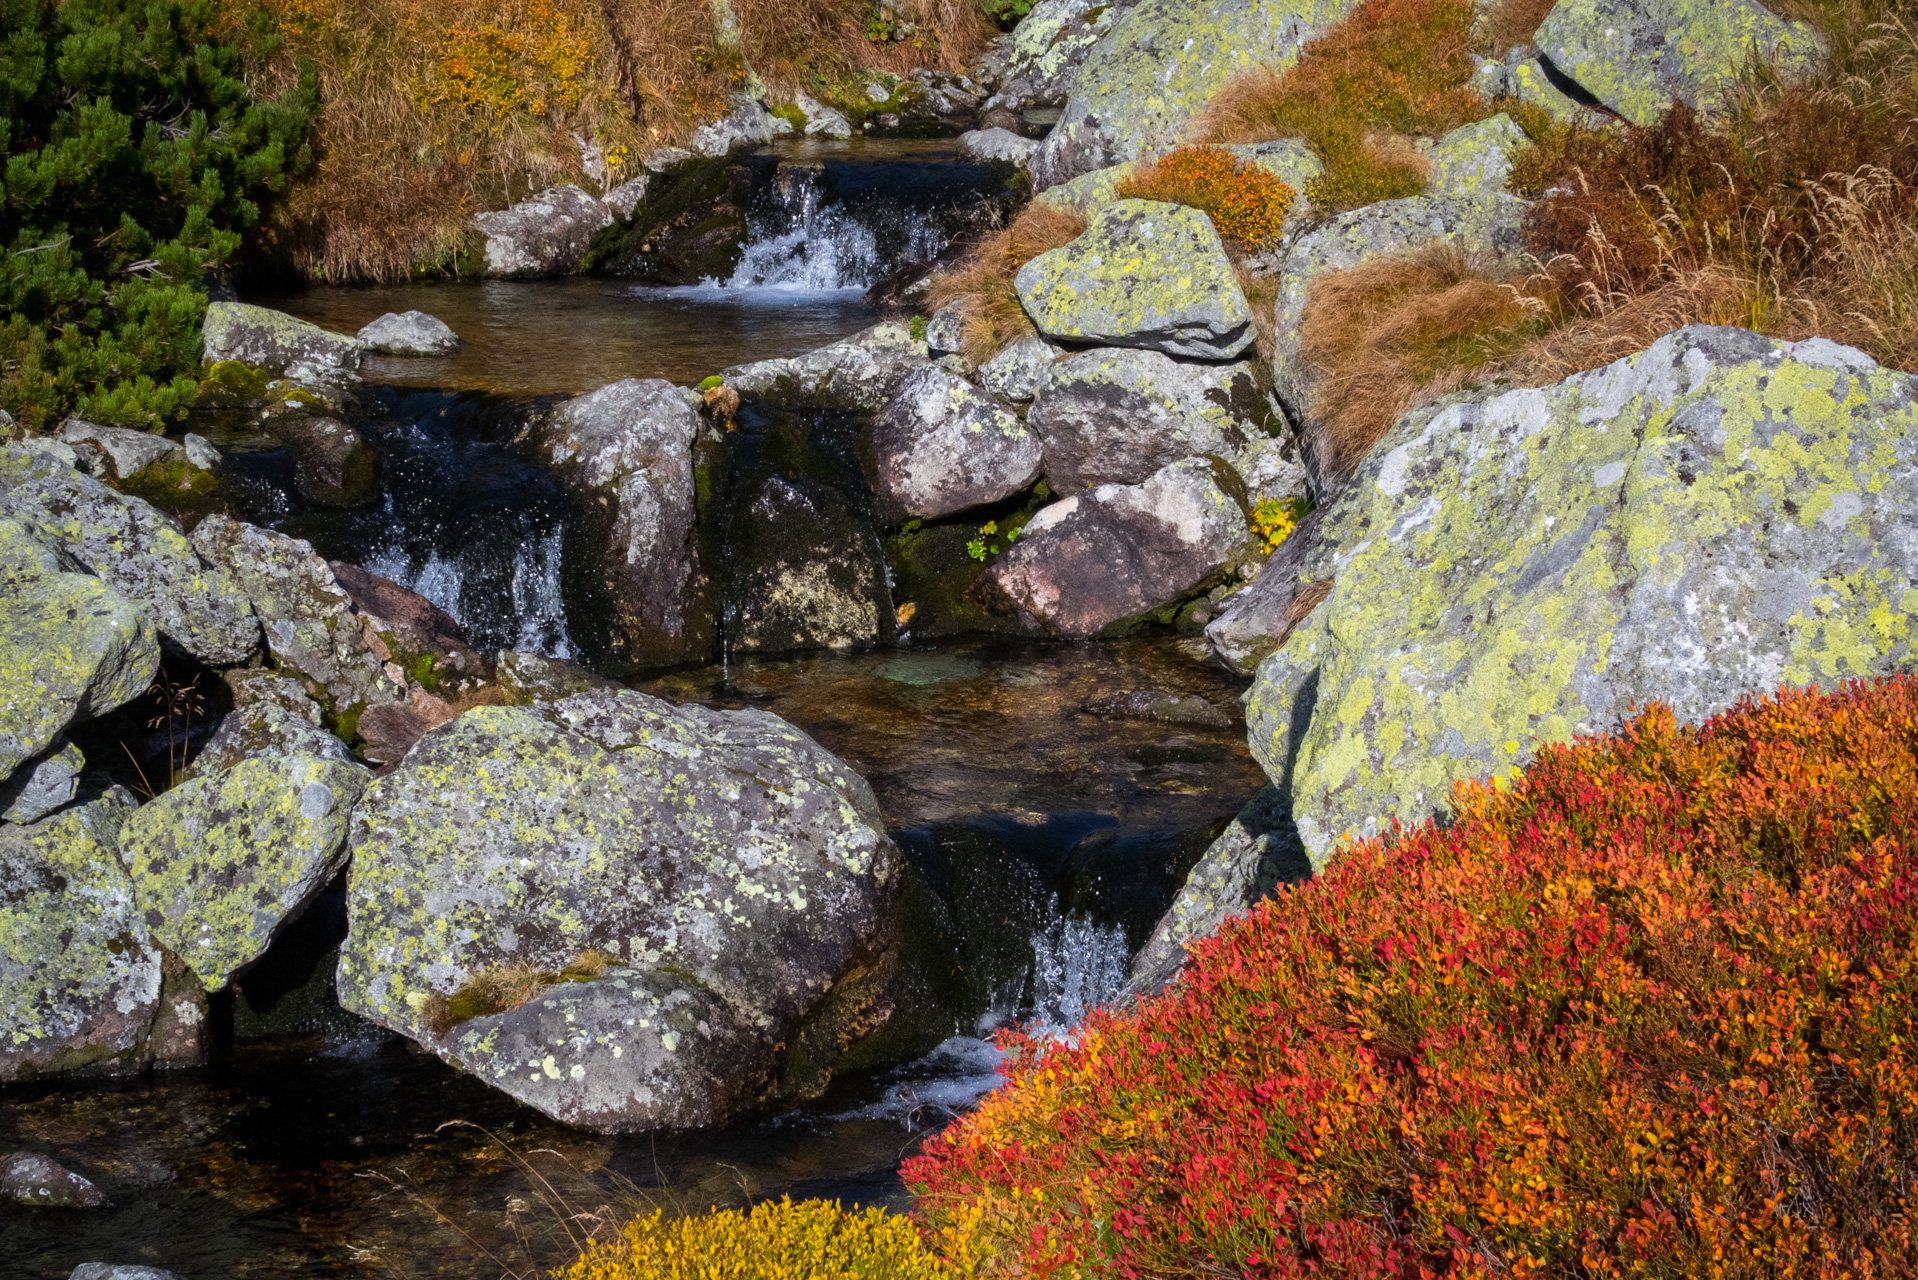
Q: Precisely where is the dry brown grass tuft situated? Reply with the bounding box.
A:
[927,202,1087,365]
[422,947,619,1036]
[1475,0,1558,55]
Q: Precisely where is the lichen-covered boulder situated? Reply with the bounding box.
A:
[470,185,614,279]
[1027,347,1283,493]
[981,456,1249,636]
[924,303,967,358]
[1028,0,1358,188]
[1125,785,1309,996]
[0,788,156,1080]
[722,321,931,412]
[690,94,792,157]
[356,311,460,356]
[980,0,1132,113]
[977,336,1062,403]
[201,302,364,388]
[1016,200,1256,360]
[1536,0,1823,126]
[539,379,713,668]
[871,366,1044,519]
[0,518,159,780]
[1,741,86,824]
[55,421,210,499]
[1424,113,1530,199]
[0,447,260,666]
[188,516,400,719]
[495,649,621,704]
[0,1152,109,1208]
[337,688,901,1131]
[1248,327,1918,866]
[190,702,356,778]
[119,753,369,991]
[329,562,489,682]
[1510,54,1586,120]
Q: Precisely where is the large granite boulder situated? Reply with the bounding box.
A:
[1027,347,1283,493]
[119,752,369,991]
[188,517,400,719]
[1028,0,1359,188]
[537,379,713,668]
[0,789,156,1080]
[470,185,614,279]
[979,0,1134,116]
[871,366,1044,519]
[0,447,259,666]
[1423,113,1530,200]
[981,457,1249,636]
[1015,200,1256,360]
[1536,0,1823,126]
[201,302,364,389]
[0,518,159,780]
[690,94,793,157]
[337,689,901,1131]
[722,322,931,412]
[356,311,460,356]
[1247,328,1918,866]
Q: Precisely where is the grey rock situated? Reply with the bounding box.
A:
[495,649,621,704]
[1,740,85,824]
[470,185,614,279]
[538,379,712,668]
[690,94,793,157]
[730,475,892,652]
[268,415,379,508]
[202,302,364,388]
[69,1268,186,1280]
[182,434,220,471]
[18,435,80,469]
[981,457,1249,636]
[1424,113,1530,200]
[188,516,400,718]
[0,517,159,779]
[1203,505,1325,674]
[722,321,930,411]
[1016,200,1256,360]
[1125,785,1309,996]
[794,91,853,138]
[338,688,901,1131]
[1083,689,1233,728]
[356,310,461,356]
[924,303,967,358]
[956,127,1039,166]
[603,174,650,220]
[0,446,261,666]
[190,702,356,778]
[979,0,1135,112]
[58,420,182,483]
[0,788,158,1082]
[1028,347,1282,493]
[871,366,1044,520]
[977,336,1062,403]
[224,668,324,722]
[0,1151,109,1207]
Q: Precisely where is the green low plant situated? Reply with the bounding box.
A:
[0,0,316,430]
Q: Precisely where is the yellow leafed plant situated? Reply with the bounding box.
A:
[561,1198,949,1280]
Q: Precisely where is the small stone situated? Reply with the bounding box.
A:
[356,311,461,357]
[181,434,220,471]
[0,1151,109,1208]
[1,740,85,824]
[793,91,853,138]
[955,127,1039,166]
[977,336,1062,404]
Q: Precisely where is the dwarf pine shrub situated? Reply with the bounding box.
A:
[911,678,1918,1277]
[0,0,315,429]
[562,1198,948,1280]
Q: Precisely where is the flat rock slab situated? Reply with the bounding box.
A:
[338,689,901,1131]
[0,1151,109,1207]
[1016,200,1255,360]
[202,301,363,387]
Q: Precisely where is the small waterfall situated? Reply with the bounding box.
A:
[510,527,573,659]
[1026,905,1133,1037]
[714,161,951,294]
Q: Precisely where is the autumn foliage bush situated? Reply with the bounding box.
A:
[562,1198,948,1280]
[1115,146,1295,252]
[910,678,1918,1278]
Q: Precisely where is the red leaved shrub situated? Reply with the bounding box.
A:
[909,679,1918,1277]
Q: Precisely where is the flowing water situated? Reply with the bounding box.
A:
[0,139,1266,1279]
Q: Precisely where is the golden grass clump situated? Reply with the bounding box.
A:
[561,1198,948,1280]
[422,947,617,1036]
[926,202,1087,365]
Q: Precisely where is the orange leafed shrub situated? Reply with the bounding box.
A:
[910,678,1918,1277]
[1115,146,1295,252]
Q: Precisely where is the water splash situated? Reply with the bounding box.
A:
[510,527,573,658]
[715,168,949,294]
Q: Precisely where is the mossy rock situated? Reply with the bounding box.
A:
[599,156,775,285]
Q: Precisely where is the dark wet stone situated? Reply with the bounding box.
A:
[0,1152,109,1208]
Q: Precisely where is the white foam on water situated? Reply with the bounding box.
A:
[511,527,573,659]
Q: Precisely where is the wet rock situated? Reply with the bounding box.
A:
[1125,785,1309,996]
[56,420,201,495]
[69,1267,186,1280]
[793,91,852,138]
[1028,347,1281,493]
[1424,113,1530,200]
[0,788,158,1081]
[0,1152,109,1208]
[537,378,713,668]
[723,321,931,412]
[495,649,622,704]
[1082,689,1233,728]
[977,336,1061,403]
[356,311,461,356]
[201,301,364,389]
[267,415,380,508]
[338,688,901,1131]
[956,127,1039,166]
[1028,0,1358,188]
[1249,328,1918,865]
[729,475,893,652]
[188,516,400,720]
[330,562,488,681]
[980,457,1249,636]
[471,184,614,279]
[871,366,1043,520]
[0,517,159,780]
[0,446,260,666]
[119,752,369,992]
[1016,200,1256,360]
[1,740,85,823]
[603,174,650,219]
[1536,0,1822,126]
[603,157,762,284]
[190,701,356,778]
[182,434,220,471]
[691,94,792,156]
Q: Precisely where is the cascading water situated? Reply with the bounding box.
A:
[719,162,950,293]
